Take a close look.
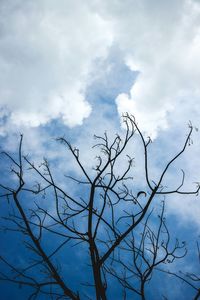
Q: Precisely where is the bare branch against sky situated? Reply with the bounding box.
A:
[0,1,200,299]
[0,115,200,299]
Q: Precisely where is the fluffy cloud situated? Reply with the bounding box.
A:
[1,0,200,225]
[1,0,200,138]
[0,0,113,132]
[108,0,200,137]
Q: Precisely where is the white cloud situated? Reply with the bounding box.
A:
[89,0,200,137]
[1,0,200,226]
[1,0,200,137]
[0,0,113,131]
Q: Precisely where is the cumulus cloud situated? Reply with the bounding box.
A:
[1,0,200,226]
[1,0,200,138]
[0,0,112,132]
[106,0,200,137]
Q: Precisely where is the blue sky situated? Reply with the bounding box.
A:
[0,0,200,299]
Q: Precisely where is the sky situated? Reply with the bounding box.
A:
[0,0,200,299]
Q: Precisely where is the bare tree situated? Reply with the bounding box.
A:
[157,239,200,300]
[0,114,199,299]
[104,201,188,300]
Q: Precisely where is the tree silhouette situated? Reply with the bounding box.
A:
[0,114,199,299]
